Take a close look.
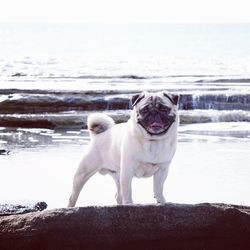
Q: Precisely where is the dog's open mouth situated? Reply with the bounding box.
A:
[137,109,176,136]
[145,120,175,135]
[149,122,164,129]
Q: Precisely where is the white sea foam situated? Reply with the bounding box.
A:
[179,122,250,132]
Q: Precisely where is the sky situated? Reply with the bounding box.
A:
[0,0,250,23]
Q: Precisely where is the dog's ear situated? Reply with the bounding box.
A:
[163,92,179,105]
[132,93,145,107]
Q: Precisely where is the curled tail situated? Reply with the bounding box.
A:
[87,113,115,135]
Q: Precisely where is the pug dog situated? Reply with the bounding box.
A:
[68,91,179,207]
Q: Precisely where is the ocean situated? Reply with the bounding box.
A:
[1,23,250,84]
[0,23,250,208]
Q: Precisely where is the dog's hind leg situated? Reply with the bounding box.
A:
[68,151,100,207]
[109,171,122,205]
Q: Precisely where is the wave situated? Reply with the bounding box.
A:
[8,73,150,80]
[41,74,149,80]
[8,73,235,79]
[196,78,250,83]
[8,72,250,83]
[179,110,250,124]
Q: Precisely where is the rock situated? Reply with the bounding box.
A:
[179,109,250,124]
[0,203,249,249]
[1,91,250,115]
[1,109,250,129]
[0,114,84,129]
[179,111,213,124]
[179,93,250,110]
[191,94,250,110]
[0,149,10,155]
[1,88,250,129]
[11,73,27,77]
[0,93,131,114]
[0,201,47,216]
[0,111,130,129]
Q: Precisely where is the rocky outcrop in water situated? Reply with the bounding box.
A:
[0,92,131,114]
[1,90,250,114]
[1,89,250,128]
[0,203,249,250]
[190,94,250,110]
[0,111,130,129]
[0,149,10,155]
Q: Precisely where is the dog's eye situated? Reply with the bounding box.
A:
[140,106,149,114]
[160,107,168,111]
[159,106,170,112]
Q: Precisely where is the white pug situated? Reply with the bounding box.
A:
[68,91,179,206]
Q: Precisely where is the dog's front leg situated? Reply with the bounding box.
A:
[120,159,136,205]
[153,164,170,204]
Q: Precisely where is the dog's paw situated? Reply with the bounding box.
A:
[115,193,122,205]
[122,199,133,205]
[155,196,166,205]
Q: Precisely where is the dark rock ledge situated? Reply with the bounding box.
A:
[0,203,250,250]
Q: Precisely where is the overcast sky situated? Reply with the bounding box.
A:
[0,0,250,23]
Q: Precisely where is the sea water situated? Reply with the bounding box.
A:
[1,23,250,83]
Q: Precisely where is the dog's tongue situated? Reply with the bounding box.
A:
[150,122,164,128]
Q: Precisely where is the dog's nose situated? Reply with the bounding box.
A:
[148,110,162,123]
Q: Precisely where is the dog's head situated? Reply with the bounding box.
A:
[132,91,179,136]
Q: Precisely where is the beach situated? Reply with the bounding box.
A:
[0,23,250,208]
[0,122,250,209]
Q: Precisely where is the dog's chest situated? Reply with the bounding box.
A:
[134,140,172,178]
[140,140,170,163]
[135,163,159,178]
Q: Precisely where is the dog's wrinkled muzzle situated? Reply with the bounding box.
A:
[138,110,176,136]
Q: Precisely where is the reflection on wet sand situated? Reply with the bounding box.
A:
[0,127,89,152]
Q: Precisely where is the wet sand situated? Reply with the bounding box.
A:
[0,122,249,209]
